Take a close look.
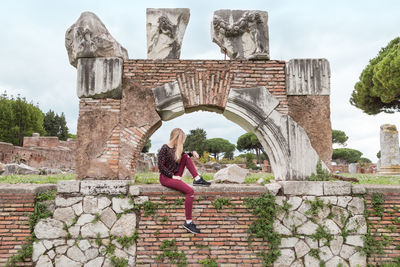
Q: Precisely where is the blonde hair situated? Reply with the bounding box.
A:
[169,128,186,162]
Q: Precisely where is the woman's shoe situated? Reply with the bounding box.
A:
[193,176,211,187]
[183,222,201,234]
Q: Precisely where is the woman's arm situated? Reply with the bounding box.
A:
[158,146,174,178]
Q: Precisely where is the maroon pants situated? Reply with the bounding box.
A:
[159,153,199,220]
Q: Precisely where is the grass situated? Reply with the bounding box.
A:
[338,173,400,185]
[0,173,75,184]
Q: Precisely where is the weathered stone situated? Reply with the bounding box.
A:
[265,182,281,195]
[81,221,109,238]
[72,202,83,216]
[146,8,190,59]
[67,240,75,246]
[114,247,129,259]
[213,164,249,184]
[34,218,66,239]
[340,244,356,259]
[279,237,299,248]
[103,258,113,267]
[69,226,80,238]
[85,257,104,267]
[77,57,123,99]
[76,214,95,226]
[297,198,312,215]
[129,186,140,196]
[330,236,343,255]
[281,182,324,195]
[305,237,318,249]
[47,249,56,260]
[322,219,341,235]
[275,196,286,206]
[110,213,136,237]
[287,197,302,211]
[282,211,307,230]
[379,124,400,175]
[55,255,81,267]
[55,197,82,207]
[83,196,99,214]
[347,197,364,215]
[65,11,128,67]
[152,81,184,121]
[76,106,120,179]
[32,241,46,262]
[273,220,292,235]
[297,220,319,235]
[53,207,76,226]
[211,9,269,60]
[349,163,358,174]
[304,254,320,266]
[345,235,364,247]
[286,59,330,95]
[128,256,135,266]
[326,256,349,267]
[273,249,295,267]
[112,197,133,213]
[331,206,349,229]
[294,240,310,258]
[52,239,66,247]
[312,205,331,223]
[291,260,304,267]
[323,181,351,195]
[346,215,367,234]
[67,246,86,263]
[320,196,338,206]
[85,248,99,261]
[98,196,111,210]
[78,240,91,251]
[352,184,366,195]
[349,251,367,266]
[337,196,352,208]
[58,180,80,193]
[319,246,333,261]
[124,244,137,257]
[100,207,117,228]
[134,196,149,205]
[81,180,129,195]
[42,240,53,250]
[3,163,39,175]
[56,245,69,254]
[36,255,52,267]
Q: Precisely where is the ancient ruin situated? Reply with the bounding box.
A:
[379,124,400,175]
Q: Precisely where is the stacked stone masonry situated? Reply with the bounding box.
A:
[26,181,400,266]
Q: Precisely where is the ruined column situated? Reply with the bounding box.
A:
[379,124,400,175]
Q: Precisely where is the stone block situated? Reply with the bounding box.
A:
[213,164,249,184]
[65,12,128,67]
[55,255,81,267]
[152,81,184,121]
[36,255,52,267]
[346,215,367,234]
[323,181,351,195]
[280,181,324,195]
[129,186,140,196]
[146,8,190,59]
[352,184,366,195]
[279,237,299,248]
[286,59,330,95]
[265,182,282,195]
[325,256,349,267]
[340,244,356,260]
[297,220,319,235]
[32,241,46,262]
[81,180,129,195]
[212,10,269,60]
[81,221,109,238]
[67,246,86,263]
[349,252,367,267]
[112,197,134,213]
[57,180,80,193]
[34,218,67,239]
[100,207,117,228]
[379,124,400,175]
[294,240,310,258]
[85,257,104,267]
[134,196,149,205]
[273,220,291,235]
[53,207,76,226]
[55,196,82,207]
[347,197,364,215]
[273,248,295,267]
[345,235,364,247]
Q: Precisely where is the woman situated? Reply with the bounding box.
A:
[157,128,211,234]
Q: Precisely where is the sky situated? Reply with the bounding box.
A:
[0,0,400,162]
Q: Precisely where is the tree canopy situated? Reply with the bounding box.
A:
[142,139,151,153]
[332,148,363,163]
[237,132,263,164]
[183,128,207,156]
[204,138,235,160]
[0,93,46,146]
[43,110,69,141]
[332,129,348,146]
[350,37,400,114]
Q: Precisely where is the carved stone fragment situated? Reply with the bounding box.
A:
[211,9,269,60]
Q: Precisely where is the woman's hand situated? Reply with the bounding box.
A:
[192,151,200,159]
[172,175,182,180]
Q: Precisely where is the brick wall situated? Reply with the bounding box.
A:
[136,186,267,266]
[0,184,56,266]
[123,60,288,114]
[364,185,400,265]
[23,136,76,151]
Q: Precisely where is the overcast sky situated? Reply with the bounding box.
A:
[1,0,399,162]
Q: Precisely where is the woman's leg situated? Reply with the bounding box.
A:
[159,174,194,220]
[175,153,198,178]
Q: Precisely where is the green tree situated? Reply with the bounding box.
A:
[0,92,45,146]
[237,132,263,165]
[204,138,236,160]
[350,37,400,114]
[359,157,372,163]
[332,148,363,163]
[377,150,381,159]
[183,128,207,155]
[142,139,151,153]
[43,110,69,141]
[332,129,348,146]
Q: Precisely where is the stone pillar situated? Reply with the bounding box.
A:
[379,124,400,175]
[348,163,357,174]
[286,59,332,167]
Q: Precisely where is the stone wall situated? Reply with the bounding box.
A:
[0,184,56,266]
[0,141,75,170]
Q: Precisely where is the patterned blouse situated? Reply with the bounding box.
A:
[157,144,192,178]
